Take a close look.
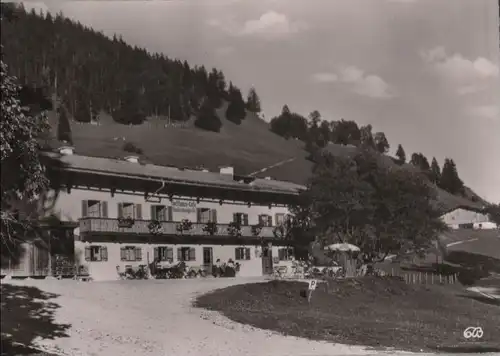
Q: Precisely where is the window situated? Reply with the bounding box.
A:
[235,247,251,261]
[84,245,108,262]
[275,213,285,226]
[278,248,294,261]
[197,208,217,223]
[233,213,249,226]
[151,205,172,221]
[178,247,196,261]
[258,214,273,227]
[82,200,108,218]
[154,246,173,262]
[118,203,142,219]
[120,246,142,261]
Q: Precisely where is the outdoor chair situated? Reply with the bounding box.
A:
[273,266,288,279]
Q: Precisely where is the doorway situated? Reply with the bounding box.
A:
[261,245,273,275]
[203,247,213,274]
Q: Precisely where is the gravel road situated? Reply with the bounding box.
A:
[2,278,475,356]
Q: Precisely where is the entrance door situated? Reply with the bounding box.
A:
[203,247,213,274]
[261,245,273,275]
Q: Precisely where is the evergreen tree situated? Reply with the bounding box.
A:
[194,100,221,133]
[430,157,441,184]
[246,87,261,113]
[374,132,390,154]
[410,153,430,172]
[57,107,72,144]
[359,124,375,149]
[330,119,361,146]
[440,158,464,194]
[395,144,406,164]
[225,85,246,124]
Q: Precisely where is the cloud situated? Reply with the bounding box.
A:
[421,46,499,94]
[214,46,235,56]
[312,66,395,99]
[467,105,499,120]
[208,11,306,40]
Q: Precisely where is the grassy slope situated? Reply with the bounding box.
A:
[195,279,500,353]
[47,104,484,211]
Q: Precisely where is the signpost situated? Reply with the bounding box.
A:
[307,279,317,303]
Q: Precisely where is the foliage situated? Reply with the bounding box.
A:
[56,106,72,144]
[194,100,222,132]
[0,5,236,128]
[1,51,49,249]
[203,221,218,235]
[395,144,406,164]
[410,152,430,172]
[246,87,261,113]
[430,157,441,184]
[374,132,390,154]
[296,150,447,262]
[225,85,246,124]
[359,124,375,149]
[227,222,242,237]
[269,105,309,140]
[176,219,192,233]
[122,141,143,155]
[251,223,262,236]
[439,158,464,195]
[485,203,500,225]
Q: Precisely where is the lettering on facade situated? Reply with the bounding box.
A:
[172,200,197,213]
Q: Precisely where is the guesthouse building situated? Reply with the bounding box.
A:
[34,147,304,280]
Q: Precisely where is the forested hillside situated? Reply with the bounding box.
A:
[0,4,487,210]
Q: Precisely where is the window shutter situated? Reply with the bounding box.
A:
[189,247,196,261]
[135,248,142,261]
[210,209,217,223]
[84,247,91,261]
[120,247,126,261]
[101,247,108,261]
[233,213,238,223]
[167,206,173,221]
[154,247,159,260]
[135,204,142,219]
[118,203,124,218]
[151,206,157,221]
[166,248,173,260]
[177,248,182,262]
[245,248,251,260]
[235,248,240,260]
[243,214,249,226]
[100,201,108,218]
[81,200,88,218]
[196,208,202,223]
[267,216,273,227]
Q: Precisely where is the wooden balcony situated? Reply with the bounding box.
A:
[79,217,276,239]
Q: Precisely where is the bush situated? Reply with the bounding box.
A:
[194,101,222,132]
[122,142,143,155]
[457,267,488,286]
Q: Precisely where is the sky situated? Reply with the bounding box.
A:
[19,0,500,203]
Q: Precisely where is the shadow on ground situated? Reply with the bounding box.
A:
[1,283,70,355]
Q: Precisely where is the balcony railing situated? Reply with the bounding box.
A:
[79,217,277,238]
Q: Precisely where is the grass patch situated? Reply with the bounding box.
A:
[194,277,500,353]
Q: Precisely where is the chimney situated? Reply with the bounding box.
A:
[124,155,139,163]
[57,146,74,156]
[220,166,234,177]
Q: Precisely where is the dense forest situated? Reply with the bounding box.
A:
[0,4,260,132]
[0,4,467,198]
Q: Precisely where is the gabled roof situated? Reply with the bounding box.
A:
[44,153,305,195]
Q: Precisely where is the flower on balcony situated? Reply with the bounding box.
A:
[117,216,135,228]
[251,223,263,237]
[227,222,242,237]
[202,221,218,235]
[148,220,163,235]
[176,219,193,234]
[272,224,287,239]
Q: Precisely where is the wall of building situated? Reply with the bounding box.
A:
[441,208,490,226]
[48,187,291,225]
[74,241,294,281]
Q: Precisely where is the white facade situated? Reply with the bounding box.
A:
[441,207,497,229]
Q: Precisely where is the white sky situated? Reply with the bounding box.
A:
[19,0,500,203]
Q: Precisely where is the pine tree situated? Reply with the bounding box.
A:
[246,87,261,113]
[194,100,221,133]
[225,86,246,124]
[430,157,441,184]
[395,144,406,164]
[374,132,390,154]
[440,158,464,195]
[57,107,72,144]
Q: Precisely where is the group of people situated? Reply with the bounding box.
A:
[212,258,239,277]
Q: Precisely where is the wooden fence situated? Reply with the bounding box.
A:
[387,268,458,285]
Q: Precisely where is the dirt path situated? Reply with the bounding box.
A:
[2,278,474,356]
